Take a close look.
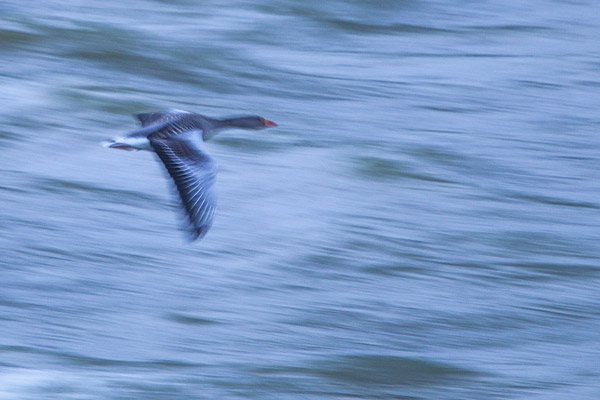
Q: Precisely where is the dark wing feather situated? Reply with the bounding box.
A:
[149,133,217,240]
[146,114,212,141]
[135,110,188,127]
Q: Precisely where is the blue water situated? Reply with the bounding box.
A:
[1,0,600,398]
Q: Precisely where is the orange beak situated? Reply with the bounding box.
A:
[262,118,277,127]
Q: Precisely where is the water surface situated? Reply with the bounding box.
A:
[1,0,600,398]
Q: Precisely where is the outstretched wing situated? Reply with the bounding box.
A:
[135,109,190,127]
[149,131,217,241]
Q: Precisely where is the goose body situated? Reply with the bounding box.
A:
[103,109,277,240]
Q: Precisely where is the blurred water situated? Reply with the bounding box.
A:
[1,0,600,398]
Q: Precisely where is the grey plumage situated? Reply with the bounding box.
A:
[151,132,216,240]
[143,112,218,240]
[104,109,277,241]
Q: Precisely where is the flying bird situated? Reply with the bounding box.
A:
[103,109,277,240]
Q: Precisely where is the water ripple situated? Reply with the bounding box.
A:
[0,346,202,369]
[257,354,483,386]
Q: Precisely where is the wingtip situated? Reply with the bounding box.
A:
[180,218,212,242]
[184,226,209,242]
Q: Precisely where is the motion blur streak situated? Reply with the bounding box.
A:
[1,0,599,399]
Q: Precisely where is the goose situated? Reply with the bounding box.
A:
[103,109,277,240]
